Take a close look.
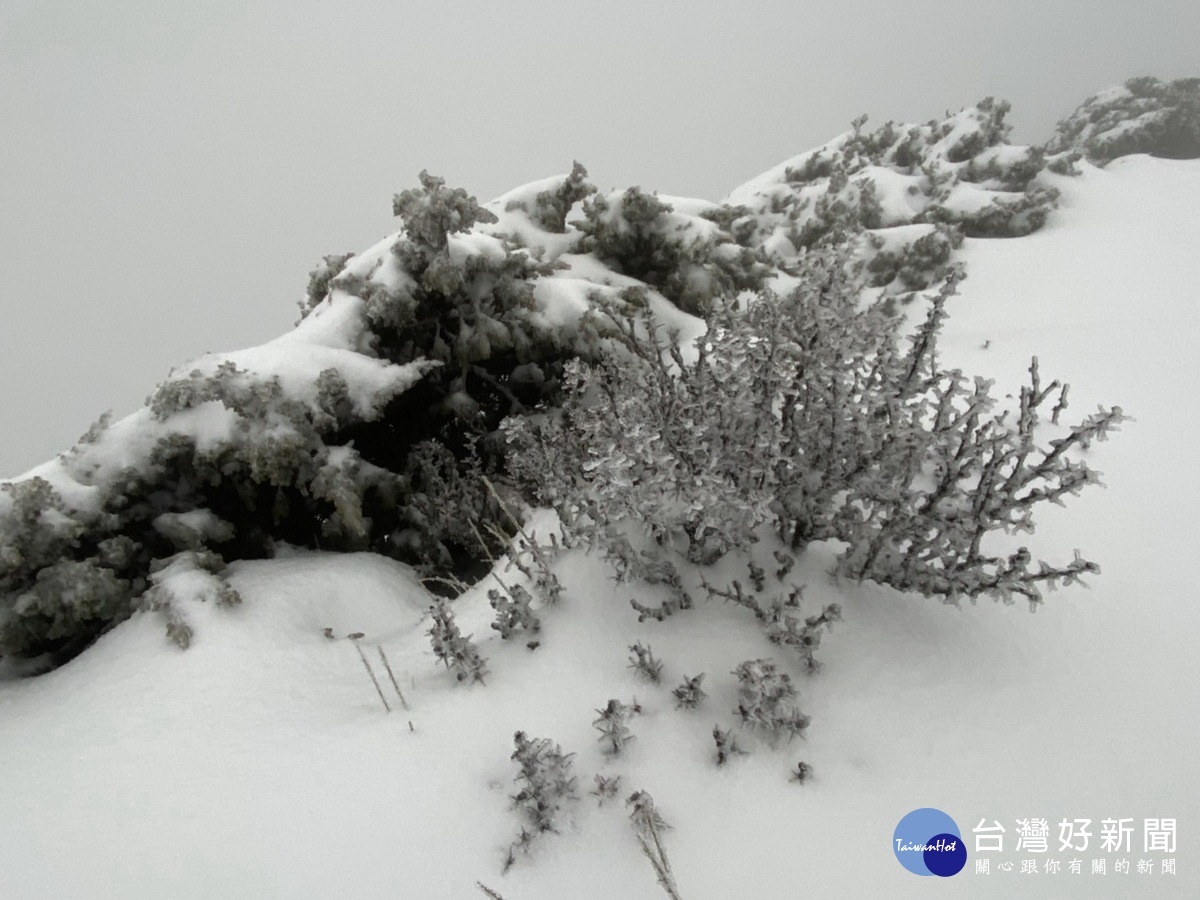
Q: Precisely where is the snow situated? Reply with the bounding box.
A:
[2,156,1199,898]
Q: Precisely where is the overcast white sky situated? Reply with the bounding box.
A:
[1,0,1196,476]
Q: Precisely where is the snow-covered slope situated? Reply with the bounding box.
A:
[1,155,1197,898]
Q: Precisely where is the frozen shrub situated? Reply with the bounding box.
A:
[74,410,113,447]
[928,185,1060,239]
[700,203,758,247]
[428,599,487,684]
[599,534,692,622]
[368,170,553,376]
[477,477,566,608]
[505,247,1122,609]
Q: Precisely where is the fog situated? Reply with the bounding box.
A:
[1,0,1196,475]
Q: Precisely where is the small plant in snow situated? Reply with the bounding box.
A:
[628,642,664,684]
[672,674,707,710]
[487,585,541,640]
[774,603,843,673]
[591,773,622,806]
[747,560,766,592]
[593,698,637,757]
[732,659,811,744]
[790,761,814,784]
[626,791,683,900]
[505,731,579,871]
[712,725,746,766]
[428,599,487,684]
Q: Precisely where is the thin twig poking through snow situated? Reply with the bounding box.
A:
[377,646,410,711]
[475,881,507,900]
[349,634,390,713]
[481,476,562,604]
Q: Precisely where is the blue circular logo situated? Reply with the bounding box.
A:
[894,808,966,877]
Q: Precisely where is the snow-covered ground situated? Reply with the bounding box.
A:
[1,156,1197,898]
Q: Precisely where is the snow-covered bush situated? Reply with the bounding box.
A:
[141,550,242,650]
[505,247,1123,609]
[866,223,963,292]
[0,170,594,666]
[0,558,131,660]
[575,187,769,315]
[727,97,1072,301]
[300,252,355,320]
[1048,76,1200,164]
[503,161,593,234]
